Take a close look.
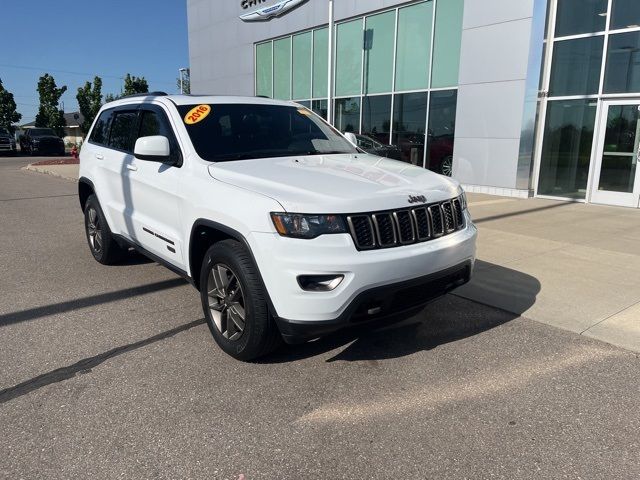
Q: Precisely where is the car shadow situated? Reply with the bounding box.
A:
[260,260,540,363]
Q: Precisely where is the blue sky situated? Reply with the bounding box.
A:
[0,0,189,124]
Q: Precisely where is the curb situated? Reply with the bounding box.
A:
[23,164,78,182]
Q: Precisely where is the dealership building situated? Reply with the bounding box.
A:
[187,0,640,208]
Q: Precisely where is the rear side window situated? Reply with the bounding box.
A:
[107,111,138,152]
[89,109,113,145]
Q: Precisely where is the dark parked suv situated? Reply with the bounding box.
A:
[0,127,17,155]
[20,128,65,156]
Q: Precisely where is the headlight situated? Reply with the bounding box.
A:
[458,189,468,210]
[271,213,347,239]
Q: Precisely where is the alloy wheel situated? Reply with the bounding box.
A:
[86,207,103,253]
[207,263,246,341]
[441,156,453,177]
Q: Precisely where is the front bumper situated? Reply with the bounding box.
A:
[249,211,477,332]
[275,260,472,343]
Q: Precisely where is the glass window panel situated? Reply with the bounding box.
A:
[313,28,328,99]
[537,100,597,199]
[312,99,328,120]
[395,2,433,92]
[335,19,363,97]
[392,92,427,166]
[555,0,607,37]
[256,42,273,97]
[598,156,637,192]
[363,11,395,94]
[611,0,640,30]
[362,95,391,144]
[334,97,361,133]
[432,0,463,88]
[604,32,640,94]
[297,100,311,108]
[598,104,639,193]
[292,32,312,100]
[604,105,639,153]
[549,37,604,96]
[273,38,291,100]
[426,90,457,175]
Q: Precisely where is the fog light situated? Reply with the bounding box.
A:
[297,274,344,292]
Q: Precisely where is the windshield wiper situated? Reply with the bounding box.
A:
[301,150,351,156]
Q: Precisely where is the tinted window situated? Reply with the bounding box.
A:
[107,111,137,152]
[537,100,597,199]
[611,0,640,30]
[555,0,607,37]
[604,31,640,93]
[138,110,173,138]
[177,103,357,162]
[137,109,181,163]
[89,109,113,145]
[549,37,604,96]
[30,128,56,137]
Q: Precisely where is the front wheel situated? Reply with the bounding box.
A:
[199,240,281,361]
[84,195,125,265]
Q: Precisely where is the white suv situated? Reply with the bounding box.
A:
[79,93,477,360]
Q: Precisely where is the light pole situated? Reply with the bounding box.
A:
[179,67,188,94]
[327,0,334,125]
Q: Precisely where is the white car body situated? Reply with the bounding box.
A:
[79,94,477,345]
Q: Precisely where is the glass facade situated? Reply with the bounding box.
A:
[538,0,640,203]
[253,0,463,172]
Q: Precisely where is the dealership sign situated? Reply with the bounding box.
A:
[240,0,308,22]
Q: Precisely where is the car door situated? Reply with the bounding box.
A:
[124,104,185,268]
[90,107,139,237]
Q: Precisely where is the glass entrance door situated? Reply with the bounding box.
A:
[591,101,640,207]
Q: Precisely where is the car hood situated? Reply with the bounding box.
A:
[207,154,460,213]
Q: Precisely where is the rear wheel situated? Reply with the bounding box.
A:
[199,240,281,361]
[84,195,125,265]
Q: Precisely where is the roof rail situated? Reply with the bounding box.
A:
[120,91,168,99]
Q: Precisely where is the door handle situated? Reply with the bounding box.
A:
[95,153,104,160]
[126,164,138,172]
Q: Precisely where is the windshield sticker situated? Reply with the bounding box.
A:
[184,105,211,125]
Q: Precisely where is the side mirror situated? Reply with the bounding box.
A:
[134,135,171,162]
[344,132,358,147]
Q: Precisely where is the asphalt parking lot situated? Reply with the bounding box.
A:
[1,156,639,479]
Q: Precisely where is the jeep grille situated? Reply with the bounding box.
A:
[346,195,466,250]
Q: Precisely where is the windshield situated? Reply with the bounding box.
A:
[30,128,56,137]
[178,103,357,162]
[0,128,9,136]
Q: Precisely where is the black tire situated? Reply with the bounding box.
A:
[199,239,281,361]
[84,194,125,265]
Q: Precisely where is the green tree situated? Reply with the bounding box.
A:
[76,76,103,134]
[35,74,67,137]
[104,73,149,103]
[177,69,190,94]
[123,73,149,95]
[0,78,21,133]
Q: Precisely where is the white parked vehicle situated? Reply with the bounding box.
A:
[79,93,477,360]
